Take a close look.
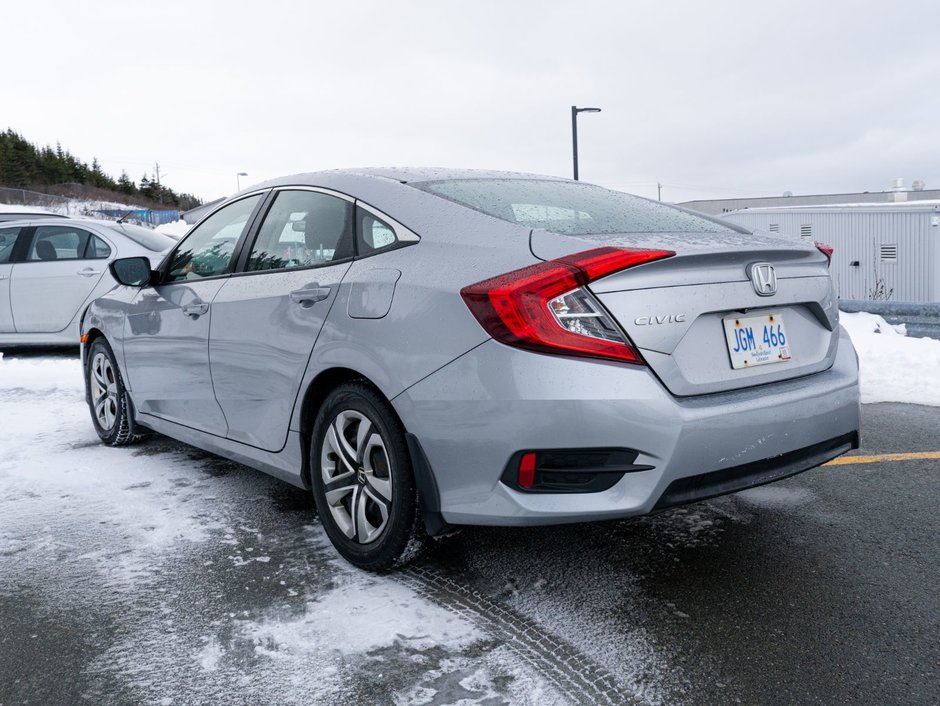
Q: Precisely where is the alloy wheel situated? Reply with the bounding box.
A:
[320,410,393,544]
[90,352,118,431]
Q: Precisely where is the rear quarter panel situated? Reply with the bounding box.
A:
[289,177,540,431]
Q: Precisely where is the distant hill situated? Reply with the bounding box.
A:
[0,129,202,211]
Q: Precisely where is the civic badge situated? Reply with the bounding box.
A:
[749,263,777,296]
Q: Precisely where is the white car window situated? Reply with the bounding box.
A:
[0,226,20,264]
[29,226,92,261]
[86,234,112,259]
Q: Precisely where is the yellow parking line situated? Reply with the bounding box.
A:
[825,451,940,466]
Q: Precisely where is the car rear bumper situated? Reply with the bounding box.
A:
[392,327,860,527]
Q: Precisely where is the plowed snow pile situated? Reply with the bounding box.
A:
[840,311,940,406]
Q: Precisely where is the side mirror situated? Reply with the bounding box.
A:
[110,257,154,287]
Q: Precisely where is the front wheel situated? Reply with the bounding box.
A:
[86,338,145,446]
[310,383,425,571]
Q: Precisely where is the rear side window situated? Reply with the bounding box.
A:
[166,194,262,282]
[29,226,91,261]
[357,208,399,255]
[246,190,353,272]
[0,226,20,263]
[415,179,732,235]
[108,223,176,252]
[86,234,112,259]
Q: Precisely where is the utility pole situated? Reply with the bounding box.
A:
[153,162,165,205]
[657,182,662,201]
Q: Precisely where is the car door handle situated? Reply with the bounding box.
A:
[182,301,210,317]
[77,267,102,277]
[289,285,331,306]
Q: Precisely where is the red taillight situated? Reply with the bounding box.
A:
[518,452,537,488]
[460,247,675,364]
[815,241,834,267]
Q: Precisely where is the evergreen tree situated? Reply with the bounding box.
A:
[139,174,153,200]
[117,170,136,195]
[0,129,202,209]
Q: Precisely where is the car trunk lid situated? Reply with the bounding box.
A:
[530,229,839,396]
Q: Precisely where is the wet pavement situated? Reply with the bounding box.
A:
[0,351,937,705]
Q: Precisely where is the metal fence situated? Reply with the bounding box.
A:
[0,186,72,211]
[840,300,940,340]
[92,209,180,226]
[0,186,179,225]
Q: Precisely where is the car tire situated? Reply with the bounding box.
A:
[86,338,146,446]
[310,382,425,571]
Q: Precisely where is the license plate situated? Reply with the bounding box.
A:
[722,312,792,369]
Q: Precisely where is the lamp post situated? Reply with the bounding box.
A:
[236,172,248,191]
[571,106,601,181]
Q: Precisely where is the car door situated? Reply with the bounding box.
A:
[0,225,25,332]
[208,188,355,450]
[9,224,111,332]
[122,193,265,436]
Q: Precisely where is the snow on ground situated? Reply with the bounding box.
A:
[155,219,191,238]
[841,311,940,406]
[0,353,562,705]
[32,198,148,218]
[0,203,58,214]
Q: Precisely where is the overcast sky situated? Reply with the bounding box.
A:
[5,0,939,203]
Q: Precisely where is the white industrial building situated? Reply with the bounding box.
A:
[720,201,940,303]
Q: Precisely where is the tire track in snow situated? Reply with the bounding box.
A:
[398,564,647,706]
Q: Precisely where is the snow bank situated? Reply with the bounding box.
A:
[841,311,940,406]
[155,219,190,238]
[0,203,57,214]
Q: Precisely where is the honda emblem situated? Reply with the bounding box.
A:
[749,263,777,296]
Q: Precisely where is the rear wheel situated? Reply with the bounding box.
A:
[86,338,145,446]
[310,382,424,571]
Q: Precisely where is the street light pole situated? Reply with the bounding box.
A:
[571,106,601,180]
[236,172,248,191]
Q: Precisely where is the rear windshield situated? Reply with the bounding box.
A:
[107,223,176,252]
[416,179,731,235]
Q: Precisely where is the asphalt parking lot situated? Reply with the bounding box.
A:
[0,351,937,705]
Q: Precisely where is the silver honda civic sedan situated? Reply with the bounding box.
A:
[81,168,860,570]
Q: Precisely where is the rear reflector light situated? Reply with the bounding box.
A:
[518,452,537,488]
[815,241,833,267]
[461,247,674,364]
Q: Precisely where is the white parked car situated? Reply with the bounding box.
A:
[0,218,175,347]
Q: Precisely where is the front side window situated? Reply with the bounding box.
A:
[0,226,20,264]
[357,208,399,255]
[246,190,353,272]
[29,226,92,261]
[415,179,732,235]
[166,194,262,282]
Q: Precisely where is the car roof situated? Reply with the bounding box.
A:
[0,212,66,221]
[0,216,133,230]
[255,167,569,190]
